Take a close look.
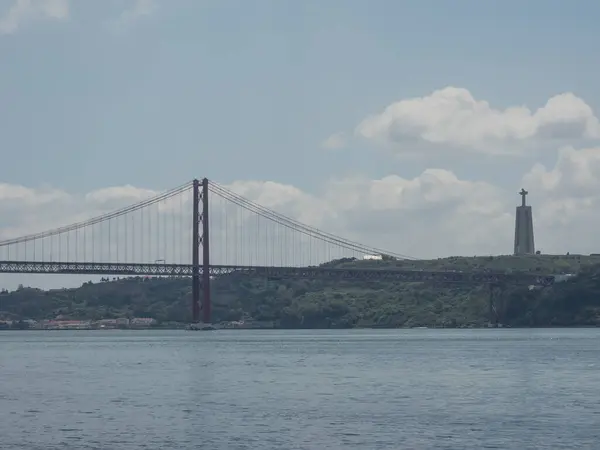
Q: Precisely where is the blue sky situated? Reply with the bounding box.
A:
[2,0,600,290]
[1,0,598,193]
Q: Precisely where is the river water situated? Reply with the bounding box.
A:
[0,328,599,449]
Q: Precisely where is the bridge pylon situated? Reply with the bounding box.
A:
[191,178,211,324]
[201,177,211,324]
[192,179,200,323]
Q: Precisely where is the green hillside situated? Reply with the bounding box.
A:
[1,255,599,328]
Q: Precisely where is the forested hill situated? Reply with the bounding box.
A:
[1,254,599,328]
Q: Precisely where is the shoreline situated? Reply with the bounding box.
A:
[2,324,599,331]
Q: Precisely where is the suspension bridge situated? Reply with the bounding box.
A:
[0,178,554,324]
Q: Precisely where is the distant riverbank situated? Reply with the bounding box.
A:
[1,255,599,328]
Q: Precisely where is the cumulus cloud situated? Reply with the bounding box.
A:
[0,0,159,34]
[524,146,600,196]
[522,146,600,237]
[317,170,512,258]
[321,132,347,150]
[2,148,599,261]
[109,0,156,30]
[0,0,68,34]
[354,87,600,155]
[0,183,154,241]
[2,146,600,290]
[0,182,68,206]
[84,185,158,209]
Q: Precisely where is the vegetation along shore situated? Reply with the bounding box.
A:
[1,255,599,329]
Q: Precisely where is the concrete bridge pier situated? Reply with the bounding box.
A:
[488,283,505,327]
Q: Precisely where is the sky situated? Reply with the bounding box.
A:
[1,0,600,289]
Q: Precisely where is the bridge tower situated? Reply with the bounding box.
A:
[513,188,535,256]
[191,178,211,324]
[202,177,211,324]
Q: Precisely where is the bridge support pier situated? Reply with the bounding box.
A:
[488,283,504,327]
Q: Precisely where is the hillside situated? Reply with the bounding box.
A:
[1,254,599,328]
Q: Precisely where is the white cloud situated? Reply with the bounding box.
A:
[321,132,347,150]
[84,185,158,208]
[0,182,68,206]
[109,0,156,30]
[316,170,511,258]
[524,146,600,196]
[2,146,600,289]
[0,0,68,34]
[522,146,600,234]
[354,87,600,155]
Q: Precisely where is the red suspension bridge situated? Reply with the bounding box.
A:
[0,178,554,324]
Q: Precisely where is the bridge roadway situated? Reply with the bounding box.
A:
[0,260,555,286]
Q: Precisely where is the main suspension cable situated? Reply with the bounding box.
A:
[208,180,418,260]
[0,181,193,247]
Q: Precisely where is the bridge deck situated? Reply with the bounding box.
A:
[0,260,554,285]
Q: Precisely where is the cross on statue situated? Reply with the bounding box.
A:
[519,188,528,207]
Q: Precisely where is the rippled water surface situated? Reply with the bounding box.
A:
[1,328,599,449]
